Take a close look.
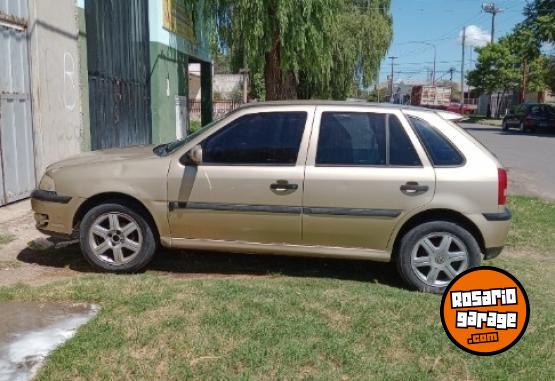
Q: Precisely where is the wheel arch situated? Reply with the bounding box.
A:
[391,209,486,259]
[73,192,160,240]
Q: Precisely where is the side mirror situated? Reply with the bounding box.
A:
[182,145,203,166]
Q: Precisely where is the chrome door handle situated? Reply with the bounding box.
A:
[400,182,429,195]
[270,181,299,191]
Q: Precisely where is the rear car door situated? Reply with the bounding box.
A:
[302,106,435,250]
[167,107,314,245]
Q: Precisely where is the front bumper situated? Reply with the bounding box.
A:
[31,190,84,237]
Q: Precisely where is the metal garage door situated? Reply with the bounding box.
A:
[85,0,151,150]
[0,0,36,206]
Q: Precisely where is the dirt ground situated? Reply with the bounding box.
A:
[0,201,77,287]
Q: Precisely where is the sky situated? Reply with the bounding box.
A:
[378,0,528,85]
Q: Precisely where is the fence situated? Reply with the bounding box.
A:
[189,100,241,121]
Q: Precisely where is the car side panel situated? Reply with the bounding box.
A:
[48,156,172,239]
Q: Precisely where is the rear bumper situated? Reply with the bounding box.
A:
[467,208,511,258]
[483,208,512,221]
[484,246,505,260]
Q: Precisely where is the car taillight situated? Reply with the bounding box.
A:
[498,168,507,205]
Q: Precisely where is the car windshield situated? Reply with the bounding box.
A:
[545,105,555,116]
[153,117,223,157]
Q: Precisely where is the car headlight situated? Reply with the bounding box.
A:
[39,174,56,192]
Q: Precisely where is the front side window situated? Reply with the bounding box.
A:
[316,112,421,167]
[408,116,464,166]
[201,112,307,165]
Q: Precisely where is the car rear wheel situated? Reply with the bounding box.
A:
[519,121,526,133]
[396,221,481,294]
[80,203,157,273]
[502,121,509,131]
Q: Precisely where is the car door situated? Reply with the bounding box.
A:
[302,106,435,250]
[167,107,314,245]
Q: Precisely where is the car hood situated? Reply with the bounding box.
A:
[47,145,158,172]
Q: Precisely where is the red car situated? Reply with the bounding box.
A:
[446,103,475,114]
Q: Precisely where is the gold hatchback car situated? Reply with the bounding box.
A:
[32,101,511,293]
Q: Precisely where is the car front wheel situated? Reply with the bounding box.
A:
[396,221,481,294]
[80,203,157,273]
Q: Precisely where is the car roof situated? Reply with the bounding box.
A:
[235,100,463,120]
[237,100,431,112]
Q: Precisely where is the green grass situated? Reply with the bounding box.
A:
[0,232,15,246]
[0,196,553,380]
[508,196,555,253]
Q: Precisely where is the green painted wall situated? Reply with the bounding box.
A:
[77,7,91,151]
[149,42,188,144]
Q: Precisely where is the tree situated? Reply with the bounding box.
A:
[467,41,520,116]
[547,56,555,93]
[205,0,392,100]
[528,56,549,94]
[504,25,542,102]
[524,0,555,43]
[299,1,393,99]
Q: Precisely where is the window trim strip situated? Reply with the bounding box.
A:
[169,202,402,218]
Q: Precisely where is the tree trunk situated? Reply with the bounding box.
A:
[496,90,506,118]
[495,89,505,118]
[264,28,297,100]
[519,58,528,103]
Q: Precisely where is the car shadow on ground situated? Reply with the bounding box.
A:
[16,244,404,288]
[463,126,555,138]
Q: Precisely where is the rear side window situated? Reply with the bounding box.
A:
[408,116,464,166]
[389,116,421,166]
[316,112,421,166]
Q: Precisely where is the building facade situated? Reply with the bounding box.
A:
[0,0,212,206]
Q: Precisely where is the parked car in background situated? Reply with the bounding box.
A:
[502,103,555,133]
[31,101,511,294]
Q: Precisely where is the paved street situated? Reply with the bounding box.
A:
[462,124,555,201]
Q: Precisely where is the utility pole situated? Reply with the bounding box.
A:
[448,67,456,82]
[388,56,397,103]
[482,3,503,43]
[460,27,466,111]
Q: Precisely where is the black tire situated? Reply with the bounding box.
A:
[502,121,509,131]
[396,221,482,294]
[519,121,527,133]
[80,203,157,273]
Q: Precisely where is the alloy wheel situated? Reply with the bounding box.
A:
[410,232,469,288]
[88,212,143,265]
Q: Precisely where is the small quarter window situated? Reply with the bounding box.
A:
[408,116,464,166]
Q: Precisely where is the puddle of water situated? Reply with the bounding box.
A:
[0,302,99,381]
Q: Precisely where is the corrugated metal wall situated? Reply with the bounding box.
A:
[0,0,36,206]
[85,0,151,150]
